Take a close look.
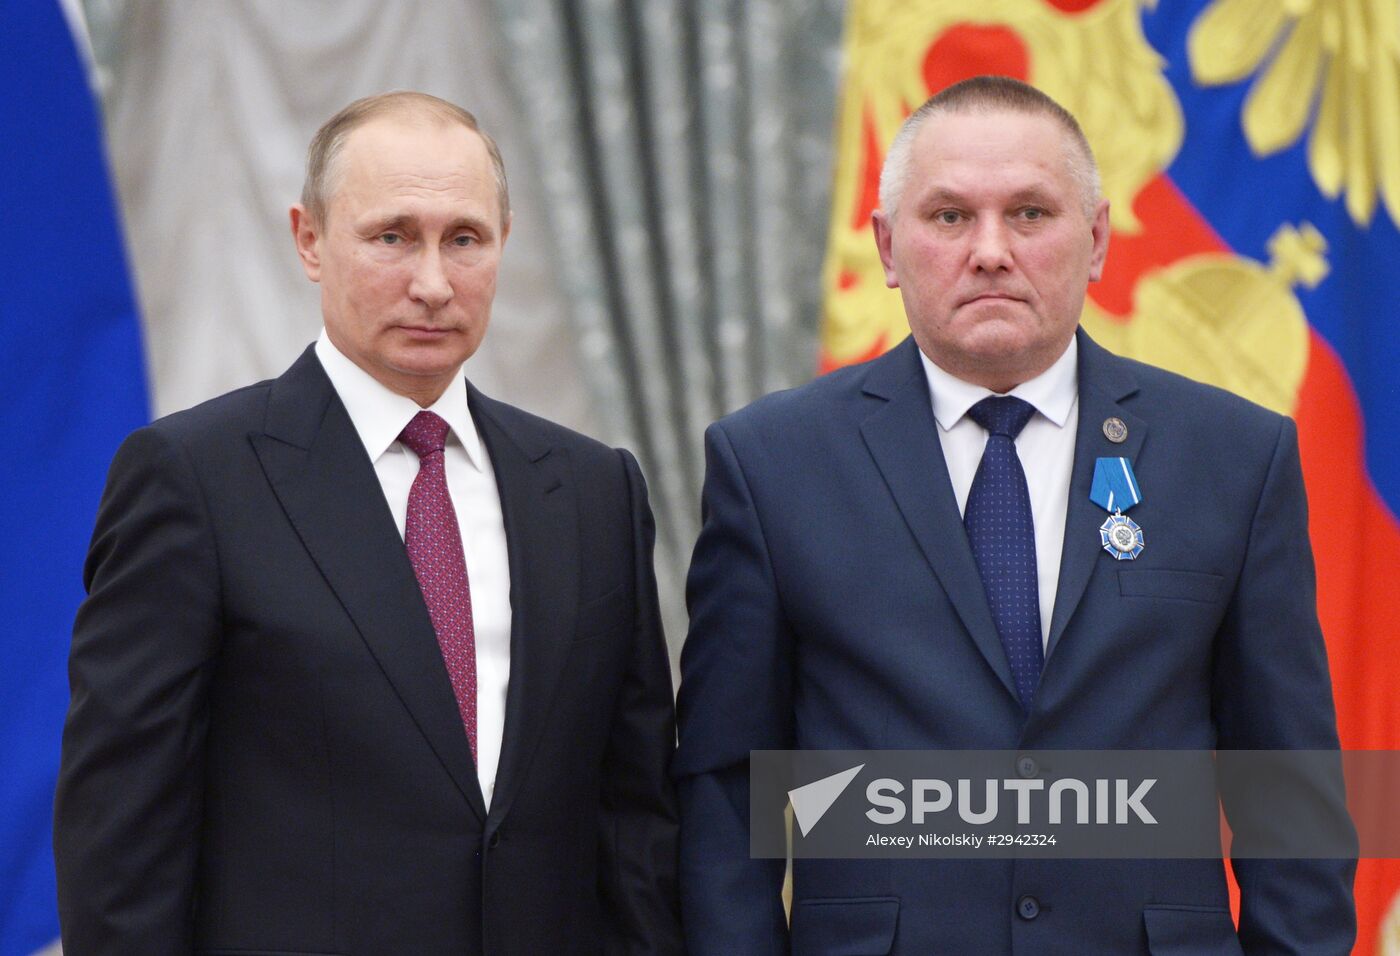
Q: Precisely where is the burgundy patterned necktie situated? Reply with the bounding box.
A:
[398,410,477,760]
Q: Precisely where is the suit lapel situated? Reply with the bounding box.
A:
[469,388,579,830]
[858,339,1020,703]
[1046,330,1146,659]
[249,347,488,822]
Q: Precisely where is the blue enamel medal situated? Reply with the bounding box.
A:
[1090,457,1145,561]
[1099,512,1144,560]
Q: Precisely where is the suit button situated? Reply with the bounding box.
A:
[488,831,501,849]
[1016,755,1038,778]
[1017,895,1040,920]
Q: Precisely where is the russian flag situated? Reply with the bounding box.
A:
[0,1,148,951]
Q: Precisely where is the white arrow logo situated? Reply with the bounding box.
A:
[788,764,865,837]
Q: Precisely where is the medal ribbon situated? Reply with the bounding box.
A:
[1089,457,1142,514]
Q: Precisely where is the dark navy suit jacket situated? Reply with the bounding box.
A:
[675,330,1353,955]
[55,346,682,955]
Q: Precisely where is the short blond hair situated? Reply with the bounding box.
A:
[878,75,1100,220]
[301,90,509,225]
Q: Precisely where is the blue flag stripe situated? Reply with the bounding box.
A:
[0,2,149,953]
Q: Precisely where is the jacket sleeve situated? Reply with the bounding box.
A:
[1212,416,1357,954]
[597,448,684,955]
[54,425,222,955]
[673,422,794,955]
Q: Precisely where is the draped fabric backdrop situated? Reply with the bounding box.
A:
[486,0,844,625]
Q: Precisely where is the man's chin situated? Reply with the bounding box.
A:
[387,354,470,379]
[375,344,475,390]
[957,319,1039,356]
[920,327,1061,390]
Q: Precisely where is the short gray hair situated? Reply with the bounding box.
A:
[301,90,509,225]
[878,75,1100,220]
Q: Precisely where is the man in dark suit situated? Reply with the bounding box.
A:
[55,91,681,955]
[675,76,1354,953]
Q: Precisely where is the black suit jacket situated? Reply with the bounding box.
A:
[55,346,682,955]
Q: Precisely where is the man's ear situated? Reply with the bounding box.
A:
[290,204,322,282]
[1087,199,1111,283]
[872,210,899,289]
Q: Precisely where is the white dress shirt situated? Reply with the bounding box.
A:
[315,332,511,808]
[919,337,1079,650]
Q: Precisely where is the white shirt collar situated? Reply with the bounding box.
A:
[314,330,485,471]
[919,334,1078,432]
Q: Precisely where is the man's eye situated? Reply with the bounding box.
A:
[450,234,476,247]
[378,234,402,245]
[1020,207,1046,221]
[935,210,963,225]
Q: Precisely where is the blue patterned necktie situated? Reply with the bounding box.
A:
[964,396,1043,711]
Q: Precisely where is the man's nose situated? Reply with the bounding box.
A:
[969,218,1014,273]
[408,246,453,308]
